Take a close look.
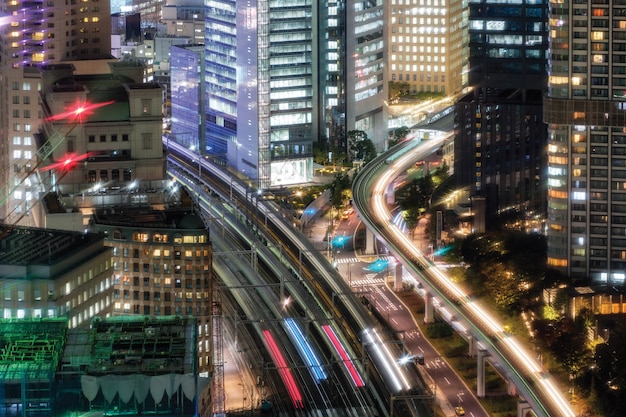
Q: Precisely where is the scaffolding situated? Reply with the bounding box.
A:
[0,318,67,416]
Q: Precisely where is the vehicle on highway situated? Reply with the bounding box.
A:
[455,406,465,416]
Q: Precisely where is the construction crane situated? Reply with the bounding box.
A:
[0,100,113,225]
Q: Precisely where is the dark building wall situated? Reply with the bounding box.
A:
[455,89,548,214]
[455,0,549,219]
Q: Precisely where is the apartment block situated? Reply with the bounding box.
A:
[545,0,626,284]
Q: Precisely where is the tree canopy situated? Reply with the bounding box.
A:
[348,130,377,163]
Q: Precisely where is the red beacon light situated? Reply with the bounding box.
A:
[46,100,114,123]
[40,152,95,173]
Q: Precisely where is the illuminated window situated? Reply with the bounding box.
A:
[132,232,149,242]
[591,32,604,41]
[574,111,585,119]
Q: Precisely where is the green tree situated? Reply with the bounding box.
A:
[482,262,521,311]
[389,126,410,148]
[402,208,421,238]
[389,81,410,101]
[329,172,351,210]
[312,141,328,165]
[348,130,377,163]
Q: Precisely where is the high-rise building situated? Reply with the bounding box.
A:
[161,0,205,44]
[545,0,626,284]
[194,0,385,189]
[35,62,215,416]
[386,0,468,96]
[0,0,112,225]
[347,0,388,151]
[86,206,213,377]
[455,0,549,220]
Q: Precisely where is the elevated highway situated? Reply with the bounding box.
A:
[352,138,577,417]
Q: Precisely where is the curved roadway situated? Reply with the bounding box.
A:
[352,138,577,417]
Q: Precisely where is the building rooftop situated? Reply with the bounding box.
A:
[61,315,196,376]
[92,206,206,230]
[0,225,105,270]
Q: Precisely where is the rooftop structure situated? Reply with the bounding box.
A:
[0,318,68,416]
[36,62,171,230]
[0,316,199,416]
[0,0,113,226]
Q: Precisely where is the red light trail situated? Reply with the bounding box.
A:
[322,325,365,388]
[45,100,115,123]
[39,152,95,173]
[262,329,304,409]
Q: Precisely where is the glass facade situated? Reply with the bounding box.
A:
[455,0,548,218]
[171,45,204,150]
[203,0,323,187]
[468,0,548,86]
[204,0,237,166]
[347,0,387,150]
[545,0,626,284]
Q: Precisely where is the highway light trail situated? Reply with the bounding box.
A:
[284,318,327,383]
[322,325,365,388]
[362,328,411,393]
[262,330,304,409]
[368,138,577,417]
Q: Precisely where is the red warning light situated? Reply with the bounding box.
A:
[46,100,114,123]
[40,152,94,172]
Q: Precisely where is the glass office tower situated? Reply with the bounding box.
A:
[545,0,626,284]
[202,0,373,189]
[205,0,317,188]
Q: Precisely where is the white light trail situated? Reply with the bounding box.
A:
[368,139,577,417]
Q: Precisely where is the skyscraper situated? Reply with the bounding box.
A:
[545,0,626,284]
[0,0,112,225]
[386,0,468,96]
[197,0,385,189]
[455,0,548,220]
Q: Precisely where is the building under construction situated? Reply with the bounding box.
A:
[0,316,200,416]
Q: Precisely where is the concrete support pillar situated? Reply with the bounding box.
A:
[424,291,434,323]
[365,228,376,255]
[393,262,403,291]
[476,348,488,398]
[467,335,475,358]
